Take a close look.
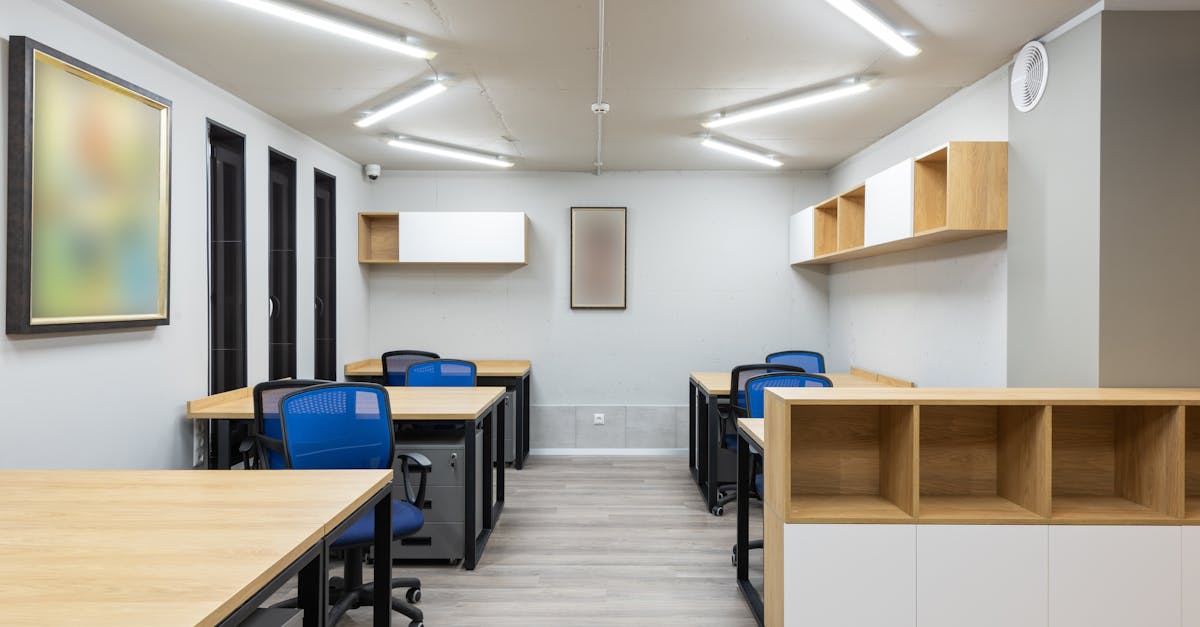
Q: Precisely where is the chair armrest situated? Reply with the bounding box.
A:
[395,454,430,509]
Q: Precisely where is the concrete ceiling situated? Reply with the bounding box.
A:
[66,0,1099,171]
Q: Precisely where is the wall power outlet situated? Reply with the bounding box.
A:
[593,413,605,425]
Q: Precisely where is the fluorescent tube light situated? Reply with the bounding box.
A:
[824,0,921,57]
[223,0,436,59]
[356,82,448,128]
[700,137,783,168]
[387,137,515,168]
[703,80,872,129]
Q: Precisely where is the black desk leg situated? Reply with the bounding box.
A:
[464,422,478,570]
[373,491,392,627]
[492,397,505,526]
[688,381,697,478]
[512,377,525,470]
[695,389,710,504]
[211,419,231,470]
[297,542,328,627]
[706,393,721,515]
[522,372,531,465]
[736,430,764,625]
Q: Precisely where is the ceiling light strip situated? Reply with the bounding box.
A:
[356,82,448,128]
[223,0,436,59]
[700,138,782,167]
[824,0,921,57]
[387,138,515,168]
[704,80,872,129]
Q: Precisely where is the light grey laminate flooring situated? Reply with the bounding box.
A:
[277,456,763,626]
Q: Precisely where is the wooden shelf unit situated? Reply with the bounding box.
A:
[763,388,1200,525]
[358,212,400,263]
[793,141,1008,266]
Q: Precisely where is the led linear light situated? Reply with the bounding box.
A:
[824,0,921,57]
[700,137,782,168]
[356,81,448,128]
[224,0,436,59]
[388,137,515,168]
[703,80,873,129]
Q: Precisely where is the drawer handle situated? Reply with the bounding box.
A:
[400,537,432,546]
[449,453,457,468]
[423,501,433,510]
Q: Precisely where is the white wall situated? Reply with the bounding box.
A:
[0,0,371,469]
[820,67,1010,386]
[366,170,829,405]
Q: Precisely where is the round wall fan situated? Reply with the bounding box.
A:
[1011,41,1049,112]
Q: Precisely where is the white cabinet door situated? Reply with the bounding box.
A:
[864,159,915,246]
[1184,527,1200,626]
[783,524,916,627]
[1049,526,1182,627]
[396,212,527,263]
[917,525,1048,627]
[789,207,815,264]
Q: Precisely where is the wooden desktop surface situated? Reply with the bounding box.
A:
[737,418,767,450]
[0,469,390,627]
[690,369,904,396]
[345,358,531,378]
[187,385,506,420]
[765,387,1200,405]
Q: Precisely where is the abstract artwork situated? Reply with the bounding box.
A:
[570,206,626,309]
[6,37,171,334]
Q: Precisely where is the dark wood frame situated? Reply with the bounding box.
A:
[570,206,627,310]
[6,36,172,334]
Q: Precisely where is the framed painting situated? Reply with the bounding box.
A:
[570,206,626,309]
[6,36,171,334]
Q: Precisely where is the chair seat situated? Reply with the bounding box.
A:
[723,434,738,449]
[755,474,763,498]
[332,499,424,549]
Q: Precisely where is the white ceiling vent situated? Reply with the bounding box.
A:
[1011,41,1049,113]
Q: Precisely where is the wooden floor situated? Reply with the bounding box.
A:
[279,456,763,626]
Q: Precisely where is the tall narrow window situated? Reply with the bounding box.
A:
[208,122,246,395]
[314,170,337,380]
[268,150,297,380]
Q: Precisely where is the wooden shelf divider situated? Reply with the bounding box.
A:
[358,212,400,263]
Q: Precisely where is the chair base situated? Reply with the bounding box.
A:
[273,547,423,627]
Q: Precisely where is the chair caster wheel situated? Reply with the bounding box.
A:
[406,587,421,603]
[731,546,738,567]
[712,505,724,516]
[409,622,424,627]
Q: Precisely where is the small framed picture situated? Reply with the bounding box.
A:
[570,207,626,309]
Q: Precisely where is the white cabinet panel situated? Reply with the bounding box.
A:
[1184,527,1200,626]
[396,212,527,263]
[789,207,814,264]
[1049,526,1181,627]
[783,524,916,627]
[917,525,1048,627]
[864,159,915,246]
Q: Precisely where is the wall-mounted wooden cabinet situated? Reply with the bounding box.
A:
[790,141,1008,266]
[358,211,528,265]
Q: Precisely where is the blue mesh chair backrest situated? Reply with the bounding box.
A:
[729,363,806,416]
[253,379,324,470]
[765,350,826,374]
[278,383,394,470]
[406,359,477,387]
[745,373,833,419]
[381,350,440,386]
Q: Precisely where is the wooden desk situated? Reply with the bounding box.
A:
[688,368,912,515]
[0,469,392,627]
[187,385,505,570]
[345,358,533,469]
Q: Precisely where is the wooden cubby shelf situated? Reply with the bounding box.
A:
[357,211,528,265]
[762,389,1200,525]
[358,212,400,263]
[790,141,1008,265]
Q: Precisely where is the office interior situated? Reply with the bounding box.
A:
[2,1,1200,626]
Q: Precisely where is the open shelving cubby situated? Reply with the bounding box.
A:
[913,145,948,234]
[812,196,839,258]
[836,185,866,252]
[787,405,916,522]
[357,213,399,263]
[1051,405,1184,524]
[1187,407,1200,520]
[918,405,1050,523]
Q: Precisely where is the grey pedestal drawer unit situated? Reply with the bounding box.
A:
[392,426,483,561]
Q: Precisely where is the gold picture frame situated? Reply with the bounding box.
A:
[570,206,626,309]
[6,37,172,334]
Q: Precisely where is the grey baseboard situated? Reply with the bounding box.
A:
[530,448,687,456]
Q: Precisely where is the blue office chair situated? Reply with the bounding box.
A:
[406,359,477,387]
[765,350,826,374]
[381,350,439,386]
[711,363,806,515]
[276,382,431,627]
[731,372,832,566]
[240,379,325,470]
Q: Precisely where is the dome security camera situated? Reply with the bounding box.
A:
[364,164,382,181]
